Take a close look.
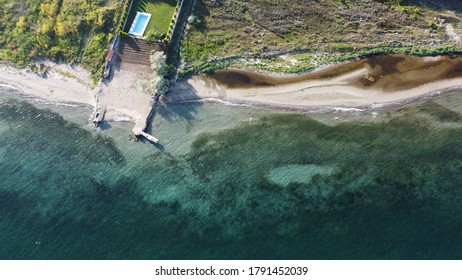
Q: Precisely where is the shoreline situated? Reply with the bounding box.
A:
[0,86,94,110]
[166,55,462,112]
[0,63,151,123]
[164,85,462,113]
[0,63,96,108]
[3,55,462,123]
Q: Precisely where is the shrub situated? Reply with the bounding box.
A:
[150,51,171,94]
[146,30,165,42]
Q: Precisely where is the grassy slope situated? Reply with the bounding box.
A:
[124,0,177,34]
[180,0,462,75]
[0,0,120,76]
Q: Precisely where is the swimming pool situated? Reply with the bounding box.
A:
[128,12,152,37]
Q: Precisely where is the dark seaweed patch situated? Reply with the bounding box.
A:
[418,101,462,122]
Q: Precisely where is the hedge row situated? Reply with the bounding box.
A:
[117,0,132,35]
[164,1,182,43]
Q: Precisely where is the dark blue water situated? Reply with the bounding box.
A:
[1,87,462,259]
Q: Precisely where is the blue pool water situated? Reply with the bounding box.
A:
[129,12,151,36]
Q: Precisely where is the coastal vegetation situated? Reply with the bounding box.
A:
[2,0,462,80]
[180,0,462,76]
[150,51,170,94]
[134,51,171,96]
[0,0,120,76]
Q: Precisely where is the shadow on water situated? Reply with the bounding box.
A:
[98,121,112,131]
[137,105,165,152]
[156,102,202,122]
[157,81,203,122]
[152,142,165,152]
[136,135,166,151]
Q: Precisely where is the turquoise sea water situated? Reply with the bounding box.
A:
[1,85,462,259]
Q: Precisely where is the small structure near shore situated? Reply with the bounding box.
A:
[132,126,159,144]
[132,106,159,144]
[92,107,106,128]
[139,131,159,144]
[103,36,118,79]
[103,49,114,79]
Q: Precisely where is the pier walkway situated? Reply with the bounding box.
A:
[132,99,159,144]
[138,131,159,143]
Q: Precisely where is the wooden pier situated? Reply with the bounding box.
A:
[132,103,159,144]
[139,131,159,144]
[133,120,159,143]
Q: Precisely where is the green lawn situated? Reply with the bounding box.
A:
[125,0,177,34]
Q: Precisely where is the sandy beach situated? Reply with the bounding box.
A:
[98,62,154,123]
[3,55,462,123]
[0,62,154,122]
[0,63,96,108]
[167,72,462,111]
[167,55,462,111]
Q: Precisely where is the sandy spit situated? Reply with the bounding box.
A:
[3,55,462,123]
[166,64,462,111]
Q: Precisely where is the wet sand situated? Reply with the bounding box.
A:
[167,55,462,110]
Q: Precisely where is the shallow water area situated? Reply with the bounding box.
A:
[268,164,337,186]
[2,84,462,259]
[151,102,281,155]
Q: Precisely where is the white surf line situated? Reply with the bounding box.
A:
[0,83,20,90]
